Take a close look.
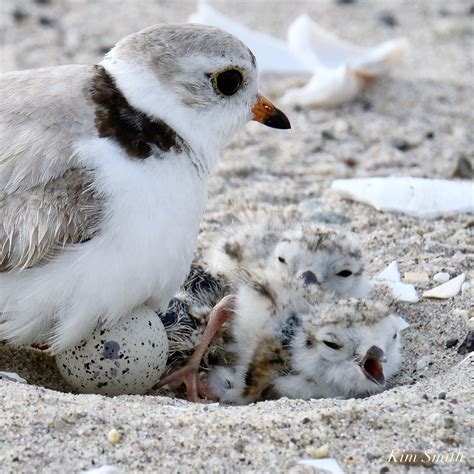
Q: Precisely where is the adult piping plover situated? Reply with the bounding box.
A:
[0,24,290,352]
[157,215,371,400]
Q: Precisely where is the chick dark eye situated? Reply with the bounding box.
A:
[300,271,318,286]
[336,270,352,278]
[214,69,243,96]
[323,340,343,350]
[278,256,286,264]
[393,333,397,339]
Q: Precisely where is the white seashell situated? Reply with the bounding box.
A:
[331,178,474,219]
[282,14,408,107]
[189,0,306,74]
[56,305,168,395]
[382,281,419,303]
[82,466,123,474]
[423,274,466,299]
[433,272,451,283]
[298,458,345,474]
[375,261,400,282]
[373,261,419,303]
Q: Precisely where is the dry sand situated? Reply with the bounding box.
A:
[0,0,473,473]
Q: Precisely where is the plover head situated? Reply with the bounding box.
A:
[287,300,409,398]
[101,23,290,168]
[271,224,370,298]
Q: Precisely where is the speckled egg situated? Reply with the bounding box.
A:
[56,305,168,395]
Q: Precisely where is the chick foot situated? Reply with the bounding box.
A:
[157,294,236,402]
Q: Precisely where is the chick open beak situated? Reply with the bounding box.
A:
[251,94,291,129]
[360,345,386,386]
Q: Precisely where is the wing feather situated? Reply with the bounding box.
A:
[0,168,103,271]
[0,65,105,271]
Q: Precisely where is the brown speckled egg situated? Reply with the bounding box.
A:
[56,305,168,395]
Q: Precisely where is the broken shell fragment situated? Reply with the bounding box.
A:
[423,274,466,299]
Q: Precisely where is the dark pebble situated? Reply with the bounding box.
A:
[12,8,29,22]
[301,417,311,424]
[451,154,473,179]
[378,12,398,27]
[38,16,56,27]
[422,394,429,400]
[425,131,435,139]
[361,100,373,111]
[445,338,459,349]
[391,138,411,151]
[321,130,335,140]
[457,330,474,355]
[469,5,474,15]
[379,467,390,474]
[34,0,51,4]
[336,0,356,4]
[438,392,446,400]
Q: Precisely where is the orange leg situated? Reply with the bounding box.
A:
[158,294,236,402]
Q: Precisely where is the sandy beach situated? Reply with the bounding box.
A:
[0,1,473,472]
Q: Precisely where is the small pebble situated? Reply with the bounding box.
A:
[451,154,472,179]
[433,272,450,283]
[416,356,429,370]
[334,119,350,135]
[379,467,389,474]
[445,338,458,349]
[107,428,121,445]
[378,12,398,27]
[38,16,56,27]
[425,131,435,139]
[12,8,28,22]
[442,416,455,429]
[390,138,411,151]
[321,130,335,140]
[307,444,329,459]
[457,330,474,355]
[336,0,356,5]
[35,0,51,4]
[403,272,429,284]
[437,392,446,400]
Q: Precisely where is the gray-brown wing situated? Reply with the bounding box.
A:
[0,65,97,194]
[0,168,103,271]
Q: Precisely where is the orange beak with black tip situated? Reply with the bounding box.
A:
[251,94,291,129]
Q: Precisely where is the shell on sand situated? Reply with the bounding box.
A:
[373,261,419,303]
[331,177,474,220]
[281,14,408,107]
[423,274,466,299]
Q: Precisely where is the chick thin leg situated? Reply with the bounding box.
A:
[158,294,236,402]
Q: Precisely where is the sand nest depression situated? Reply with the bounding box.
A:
[1,0,473,473]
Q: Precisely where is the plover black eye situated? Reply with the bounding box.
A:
[323,340,343,350]
[336,269,352,278]
[393,333,397,339]
[213,69,243,96]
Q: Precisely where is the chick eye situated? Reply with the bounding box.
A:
[213,69,243,96]
[323,340,343,350]
[278,256,286,264]
[393,333,397,340]
[336,270,352,278]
